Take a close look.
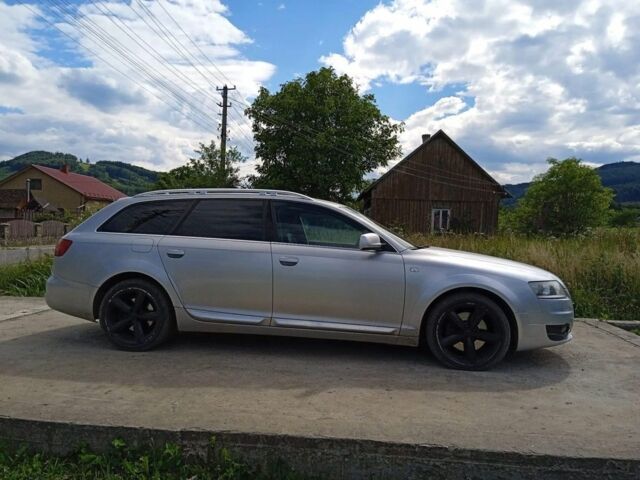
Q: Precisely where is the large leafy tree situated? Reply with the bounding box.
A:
[155,140,244,189]
[245,67,403,202]
[512,158,613,234]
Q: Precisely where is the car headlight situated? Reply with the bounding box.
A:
[529,280,568,298]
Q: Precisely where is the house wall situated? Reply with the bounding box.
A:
[0,167,84,212]
[367,136,502,234]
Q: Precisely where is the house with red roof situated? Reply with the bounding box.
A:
[0,164,126,218]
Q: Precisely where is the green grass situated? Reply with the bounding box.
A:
[0,256,53,296]
[0,439,311,480]
[407,228,640,321]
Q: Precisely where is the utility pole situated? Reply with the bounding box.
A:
[216,84,236,169]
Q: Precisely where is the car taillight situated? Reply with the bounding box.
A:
[54,238,73,257]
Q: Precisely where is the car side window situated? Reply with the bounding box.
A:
[273,201,369,249]
[98,200,191,234]
[174,199,266,241]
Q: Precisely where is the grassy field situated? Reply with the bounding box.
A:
[0,439,309,480]
[0,228,638,320]
[407,228,640,320]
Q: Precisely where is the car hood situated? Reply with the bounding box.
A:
[403,246,560,282]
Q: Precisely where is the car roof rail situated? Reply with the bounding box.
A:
[135,188,313,200]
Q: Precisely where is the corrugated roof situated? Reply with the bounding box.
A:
[31,165,127,201]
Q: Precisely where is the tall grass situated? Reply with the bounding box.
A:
[407,228,640,320]
[0,256,53,297]
[0,230,638,320]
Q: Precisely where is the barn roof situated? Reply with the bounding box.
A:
[358,129,510,200]
[0,164,127,202]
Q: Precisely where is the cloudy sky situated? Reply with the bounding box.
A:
[1,0,638,183]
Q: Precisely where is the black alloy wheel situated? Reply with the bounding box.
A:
[99,278,174,351]
[425,293,511,370]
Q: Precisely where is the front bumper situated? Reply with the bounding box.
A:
[516,296,574,351]
[45,275,96,322]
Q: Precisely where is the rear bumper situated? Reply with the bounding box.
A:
[45,275,96,322]
[516,297,574,351]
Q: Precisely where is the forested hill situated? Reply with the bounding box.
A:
[503,161,640,206]
[0,151,159,195]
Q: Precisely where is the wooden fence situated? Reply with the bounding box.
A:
[0,220,69,245]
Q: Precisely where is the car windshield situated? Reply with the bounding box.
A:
[339,206,417,251]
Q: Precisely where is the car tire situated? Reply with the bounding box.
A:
[425,292,511,371]
[99,278,175,351]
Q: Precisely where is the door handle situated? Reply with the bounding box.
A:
[279,256,299,266]
[166,249,185,259]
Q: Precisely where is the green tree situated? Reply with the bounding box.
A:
[155,140,244,189]
[512,158,614,234]
[245,67,403,202]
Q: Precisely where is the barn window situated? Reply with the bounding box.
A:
[431,208,451,232]
[28,179,42,190]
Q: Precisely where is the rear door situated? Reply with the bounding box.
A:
[158,198,272,325]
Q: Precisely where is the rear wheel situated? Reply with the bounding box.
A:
[99,278,175,351]
[425,293,511,370]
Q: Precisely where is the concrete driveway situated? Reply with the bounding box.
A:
[0,297,639,476]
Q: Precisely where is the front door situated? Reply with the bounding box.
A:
[270,201,405,334]
[159,198,272,325]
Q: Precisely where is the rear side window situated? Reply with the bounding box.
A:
[98,200,190,234]
[174,199,266,241]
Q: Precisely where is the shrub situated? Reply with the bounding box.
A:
[0,256,52,296]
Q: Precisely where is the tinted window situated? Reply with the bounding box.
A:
[175,199,265,241]
[99,200,190,234]
[273,202,369,248]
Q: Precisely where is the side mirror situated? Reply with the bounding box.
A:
[359,232,383,251]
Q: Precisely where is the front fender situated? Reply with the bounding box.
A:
[400,272,532,338]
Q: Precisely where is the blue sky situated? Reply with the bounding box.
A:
[0,0,639,183]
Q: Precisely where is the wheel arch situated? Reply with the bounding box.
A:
[92,272,176,322]
[418,286,519,353]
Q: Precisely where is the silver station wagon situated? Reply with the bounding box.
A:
[46,189,573,370]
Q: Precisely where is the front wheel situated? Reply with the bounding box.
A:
[99,278,175,351]
[425,293,511,371]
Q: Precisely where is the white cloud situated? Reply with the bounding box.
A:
[0,0,273,170]
[322,0,640,182]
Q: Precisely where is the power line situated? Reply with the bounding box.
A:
[35,0,496,191]
[139,1,383,161]
[154,0,236,92]
[49,0,219,131]
[20,1,216,133]
[133,0,256,149]
[90,0,222,113]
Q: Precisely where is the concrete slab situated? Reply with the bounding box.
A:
[0,296,49,322]
[0,307,638,467]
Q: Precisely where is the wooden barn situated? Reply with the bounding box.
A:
[359,130,509,234]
